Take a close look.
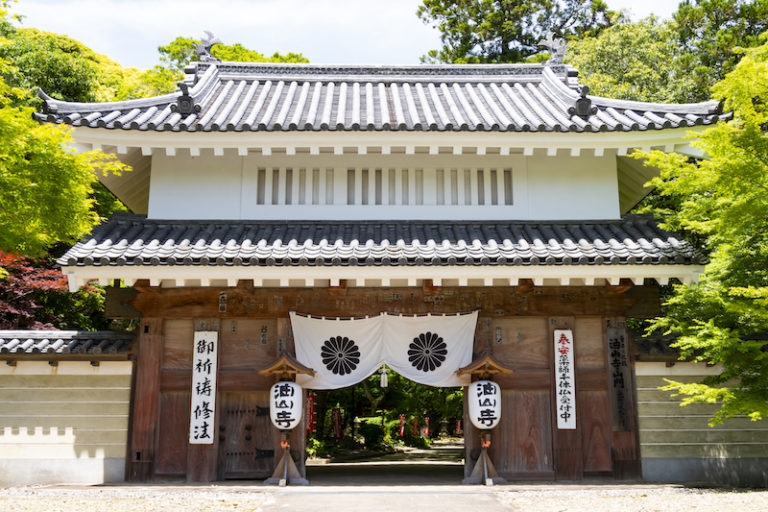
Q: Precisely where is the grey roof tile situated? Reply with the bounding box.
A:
[0,331,135,357]
[34,62,724,133]
[59,214,705,268]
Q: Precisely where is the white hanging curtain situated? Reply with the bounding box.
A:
[382,312,476,388]
[292,313,384,390]
[291,311,477,390]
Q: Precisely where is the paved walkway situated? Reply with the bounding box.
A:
[260,485,509,512]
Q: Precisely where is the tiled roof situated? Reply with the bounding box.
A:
[35,62,724,133]
[0,331,135,357]
[632,333,681,360]
[59,214,704,268]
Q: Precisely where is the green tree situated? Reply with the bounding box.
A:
[416,0,617,63]
[158,36,309,71]
[0,75,127,256]
[566,1,768,104]
[638,36,768,425]
[565,18,697,103]
[0,27,154,102]
[674,0,768,101]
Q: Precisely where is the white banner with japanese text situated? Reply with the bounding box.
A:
[291,311,477,389]
[554,329,576,429]
[189,331,218,444]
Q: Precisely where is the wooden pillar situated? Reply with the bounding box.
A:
[607,318,641,479]
[550,316,583,480]
[128,318,163,481]
[187,319,221,482]
[462,385,480,478]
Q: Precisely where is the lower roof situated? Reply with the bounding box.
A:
[58,214,705,291]
[0,330,134,359]
[62,214,702,267]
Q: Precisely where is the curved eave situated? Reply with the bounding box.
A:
[64,126,712,159]
[37,87,180,115]
[61,264,705,293]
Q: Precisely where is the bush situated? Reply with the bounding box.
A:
[358,418,384,447]
[386,416,433,448]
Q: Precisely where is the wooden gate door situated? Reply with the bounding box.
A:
[217,391,275,479]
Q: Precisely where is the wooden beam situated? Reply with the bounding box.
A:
[129,284,661,319]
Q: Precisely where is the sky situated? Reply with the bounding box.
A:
[11,0,679,70]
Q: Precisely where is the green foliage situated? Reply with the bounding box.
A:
[313,370,463,451]
[158,36,199,71]
[128,66,182,97]
[566,1,768,103]
[0,73,127,256]
[212,44,308,64]
[358,418,386,448]
[305,435,323,458]
[0,27,152,102]
[158,36,309,71]
[566,18,698,103]
[91,181,128,221]
[639,37,768,425]
[0,28,99,102]
[383,372,464,433]
[416,0,618,63]
[674,0,768,101]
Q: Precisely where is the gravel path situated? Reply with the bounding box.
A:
[0,486,273,512]
[498,486,768,512]
[1,484,767,512]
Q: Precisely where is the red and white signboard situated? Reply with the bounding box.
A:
[189,331,218,444]
[554,329,576,430]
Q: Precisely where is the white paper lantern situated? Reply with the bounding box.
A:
[270,381,303,431]
[468,380,501,430]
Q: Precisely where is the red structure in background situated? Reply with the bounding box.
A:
[305,392,315,436]
[331,408,343,440]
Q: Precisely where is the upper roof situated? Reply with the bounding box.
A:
[35,61,725,134]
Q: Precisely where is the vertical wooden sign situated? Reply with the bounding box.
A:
[606,321,632,431]
[554,329,576,429]
[189,331,219,444]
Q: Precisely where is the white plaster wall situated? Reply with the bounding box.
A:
[525,154,619,220]
[149,152,243,219]
[636,362,768,487]
[0,361,132,486]
[147,151,620,221]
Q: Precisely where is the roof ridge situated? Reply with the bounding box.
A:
[97,214,657,226]
[195,61,560,73]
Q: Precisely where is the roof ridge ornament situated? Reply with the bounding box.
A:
[171,82,200,115]
[570,85,597,118]
[194,31,222,63]
[538,34,567,65]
